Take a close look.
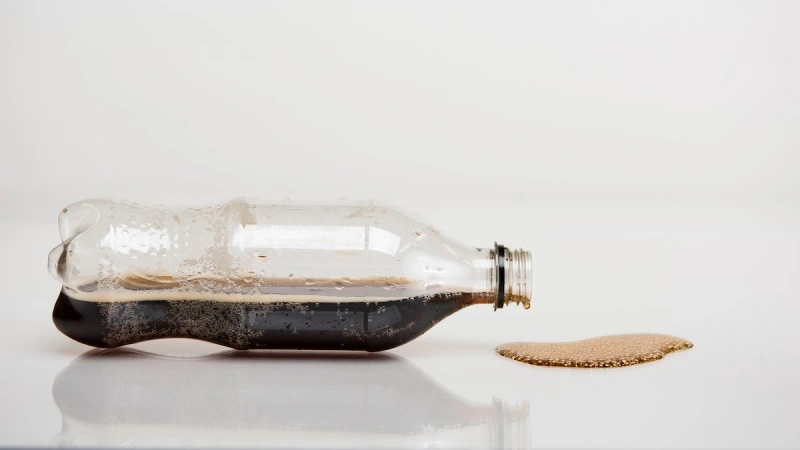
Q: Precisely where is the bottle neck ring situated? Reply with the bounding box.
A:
[493,243,532,310]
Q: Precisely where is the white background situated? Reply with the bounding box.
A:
[1,1,799,448]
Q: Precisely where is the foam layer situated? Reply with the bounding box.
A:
[64,288,411,304]
[64,273,442,303]
[496,334,694,368]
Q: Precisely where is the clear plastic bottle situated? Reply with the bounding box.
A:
[48,199,532,350]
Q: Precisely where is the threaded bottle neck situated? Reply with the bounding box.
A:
[493,244,532,310]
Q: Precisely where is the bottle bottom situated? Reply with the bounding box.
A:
[53,291,474,351]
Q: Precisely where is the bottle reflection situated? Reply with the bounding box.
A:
[52,349,530,448]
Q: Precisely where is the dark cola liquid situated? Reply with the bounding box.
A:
[53,291,476,351]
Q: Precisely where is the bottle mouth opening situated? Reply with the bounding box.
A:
[511,248,533,308]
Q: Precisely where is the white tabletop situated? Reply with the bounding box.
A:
[2,205,798,448]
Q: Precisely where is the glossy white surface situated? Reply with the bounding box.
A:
[2,206,800,448]
[2,0,799,447]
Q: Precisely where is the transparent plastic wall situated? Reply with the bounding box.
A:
[48,199,510,303]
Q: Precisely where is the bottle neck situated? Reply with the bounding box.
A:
[473,244,532,310]
[493,244,532,310]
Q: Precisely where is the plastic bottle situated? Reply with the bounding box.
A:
[48,199,532,351]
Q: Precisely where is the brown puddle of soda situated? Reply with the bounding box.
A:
[496,334,693,368]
